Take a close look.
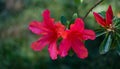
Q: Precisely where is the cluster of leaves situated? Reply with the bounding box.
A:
[95,12,120,55]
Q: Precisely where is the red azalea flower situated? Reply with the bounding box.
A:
[59,18,96,59]
[93,5,113,30]
[29,9,65,60]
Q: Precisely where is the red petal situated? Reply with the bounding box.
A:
[93,12,106,27]
[31,36,49,51]
[106,5,113,25]
[55,22,65,31]
[72,40,88,59]
[83,29,96,40]
[42,9,50,21]
[48,41,58,60]
[70,18,84,32]
[55,22,65,37]
[42,9,55,30]
[29,21,43,35]
[59,39,71,57]
[29,21,50,35]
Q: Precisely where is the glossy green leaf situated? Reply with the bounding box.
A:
[110,32,117,49]
[116,40,120,56]
[113,31,120,55]
[116,25,120,30]
[95,29,106,37]
[113,17,120,27]
[99,11,106,18]
[99,33,112,54]
[116,31,120,38]
[60,16,67,25]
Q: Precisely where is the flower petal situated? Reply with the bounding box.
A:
[70,18,84,32]
[31,36,49,51]
[42,9,55,30]
[48,41,58,60]
[93,12,106,27]
[83,29,96,40]
[72,40,88,59]
[55,22,65,37]
[42,9,50,21]
[106,5,113,25]
[29,21,43,35]
[59,39,71,57]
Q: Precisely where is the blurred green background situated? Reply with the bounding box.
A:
[0,0,120,69]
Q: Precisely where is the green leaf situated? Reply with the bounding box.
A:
[60,16,67,25]
[116,25,120,30]
[113,17,120,27]
[99,11,106,18]
[70,13,78,24]
[99,33,112,54]
[66,21,70,29]
[116,40,120,56]
[95,29,106,37]
[116,31,120,38]
[72,13,78,19]
[113,31,120,56]
[68,50,74,56]
[110,32,117,49]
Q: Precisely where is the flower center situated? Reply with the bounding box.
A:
[106,24,114,32]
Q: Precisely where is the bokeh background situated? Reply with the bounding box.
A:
[0,0,120,69]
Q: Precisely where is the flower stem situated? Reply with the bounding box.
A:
[83,0,105,20]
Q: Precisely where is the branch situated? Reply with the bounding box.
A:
[83,0,105,20]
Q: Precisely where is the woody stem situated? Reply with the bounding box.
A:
[83,0,105,20]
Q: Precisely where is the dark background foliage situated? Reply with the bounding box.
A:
[0,0,120,69]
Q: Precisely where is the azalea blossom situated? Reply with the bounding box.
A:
[59,18,96,59]
[93,5,114,31]
[29,9,65,60]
